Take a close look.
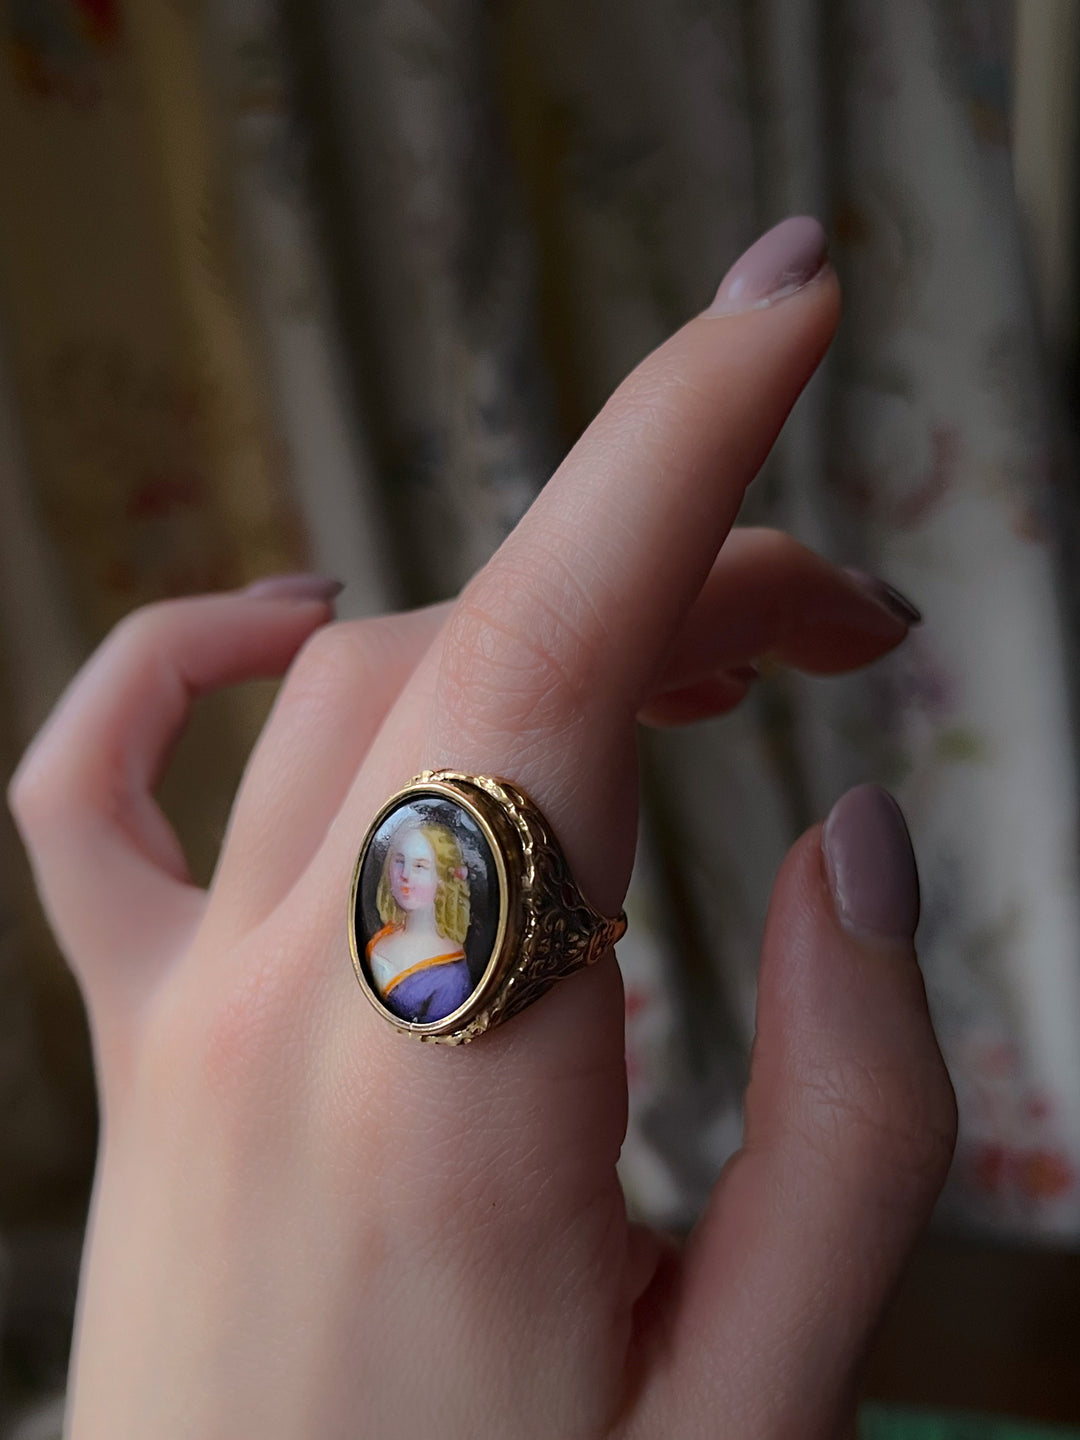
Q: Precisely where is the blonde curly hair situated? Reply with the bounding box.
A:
[376,821,470,945]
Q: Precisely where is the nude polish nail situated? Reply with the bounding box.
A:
[706,216,829,316]
[822,785,920,941]
[844,568,923,626]
[242,573,344,602]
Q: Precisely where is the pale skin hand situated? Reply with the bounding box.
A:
[8,259,956,1439]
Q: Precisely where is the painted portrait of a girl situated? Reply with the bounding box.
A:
[366,818,475,1023]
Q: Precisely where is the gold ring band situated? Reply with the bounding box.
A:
[347,770,627,1044]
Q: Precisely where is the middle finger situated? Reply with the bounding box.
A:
[351,216,841,914]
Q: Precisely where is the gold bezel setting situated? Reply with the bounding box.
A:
[347,770,627,1044]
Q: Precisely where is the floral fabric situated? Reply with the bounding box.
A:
[0,0,1078,1424]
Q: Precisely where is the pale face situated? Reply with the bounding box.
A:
[387,828,438,912]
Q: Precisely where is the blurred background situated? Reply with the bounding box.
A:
[1,0,1079,1435]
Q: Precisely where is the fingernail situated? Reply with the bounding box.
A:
[822,784,920,941]
[706,216,829,316]
[241,573,344,602]
[844,568,922,626]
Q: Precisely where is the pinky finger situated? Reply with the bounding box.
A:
[6,586,337,1008]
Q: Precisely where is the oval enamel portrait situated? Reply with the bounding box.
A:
[351,790,504,1029]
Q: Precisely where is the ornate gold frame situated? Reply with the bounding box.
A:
[347,770,627,1044]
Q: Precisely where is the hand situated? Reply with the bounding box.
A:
[9,218,955,1439]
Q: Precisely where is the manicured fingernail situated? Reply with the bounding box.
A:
[706,216,829,316]
[242,573,344,602]
[822,784,920,941]
[844,568,922,626]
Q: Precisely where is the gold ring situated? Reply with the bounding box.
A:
[347,770,627,1044]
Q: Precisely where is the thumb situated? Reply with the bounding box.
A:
[628,786,956,1440]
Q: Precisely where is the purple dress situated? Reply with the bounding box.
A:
[382,956,472,1023]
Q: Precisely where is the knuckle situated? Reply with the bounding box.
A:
[437,553,607,744]
[108,596,182,654]
[440,595,580,745]
[287,619,356,694]
[610,362,710,439]
[799,1050,957,1207]
[583,363,718,485]
[198,969,294,1098]
[146,934,318,1122]
[284,617,387,709]
[6,753,44,827]
[6,739,72,832]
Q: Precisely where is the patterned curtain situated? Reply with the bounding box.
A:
[0,0,1076,1431]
